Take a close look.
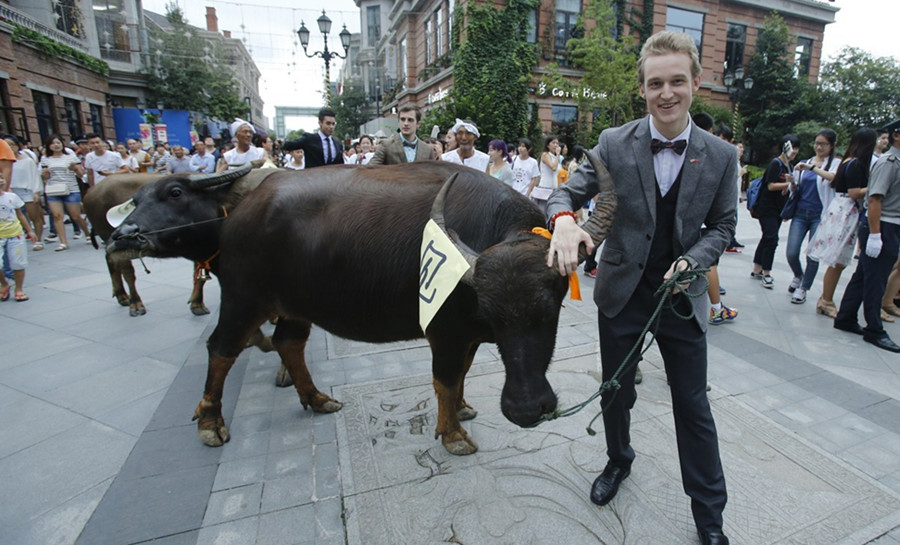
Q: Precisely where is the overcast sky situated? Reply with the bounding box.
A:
[144,0,897,133]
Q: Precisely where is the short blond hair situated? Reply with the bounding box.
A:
[637,31,702,84]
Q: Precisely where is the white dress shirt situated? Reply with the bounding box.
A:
[649,118,691,197]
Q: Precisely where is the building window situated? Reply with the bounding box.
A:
[425,18,433,65]
[666,7,704,55]
[90,104,104,136]
[367,6,381,47]
[555,0,581,52]
[63,98,82,138]
[551,104,578,133]
[93,0,131,62]
[55,0,85,38]
[32,91,57,144]
[795,37,813,77]
[399,37,407,89]
[522,8,537,43]
[434,8,444,57]
[724,23,746,74]
[448,0,455,36]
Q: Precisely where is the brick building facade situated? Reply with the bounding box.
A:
[349,0,838,135]
[0,5,115,145]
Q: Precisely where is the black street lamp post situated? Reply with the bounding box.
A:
[298,11,351,108]
[723,67,754,138]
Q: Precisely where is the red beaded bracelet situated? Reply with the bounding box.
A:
[549,210,577,231]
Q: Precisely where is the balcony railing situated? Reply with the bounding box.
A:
[0,3,89,54]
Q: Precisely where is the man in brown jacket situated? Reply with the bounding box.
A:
[369,104,436,165]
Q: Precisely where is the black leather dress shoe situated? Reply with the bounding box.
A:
[833,321,865,335]
[698,530,730,545]
[590,464,630,505]
[864,335,900,353]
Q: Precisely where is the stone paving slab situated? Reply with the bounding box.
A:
[336,362,900,545]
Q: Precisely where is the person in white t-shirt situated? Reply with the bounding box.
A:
[284,148,305,170]
[217,118,265,171]
[511,137,540,196]
[83,133,128,188]
[441,119,489,171]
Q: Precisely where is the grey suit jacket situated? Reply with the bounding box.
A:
[368,133,437,165]
[547,116,737,329]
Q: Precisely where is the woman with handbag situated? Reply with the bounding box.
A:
[807,128,878,317]
[39,135,89,252]
[783,129,839,303]
[751,134,800,289]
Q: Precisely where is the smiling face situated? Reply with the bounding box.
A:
[455,128,475,154]
[639,52,700,139]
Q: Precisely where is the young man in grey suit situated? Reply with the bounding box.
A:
[368,104,436,165]
[546,31,736,545]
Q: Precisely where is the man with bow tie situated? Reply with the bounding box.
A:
[369,105,436,165]
[283,107,344,168]
[546,31,736,545]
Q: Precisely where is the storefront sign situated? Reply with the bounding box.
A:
[426,86,450,105]
[535,82,607,100]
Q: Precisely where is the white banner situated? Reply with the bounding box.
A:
[419,219,472,333]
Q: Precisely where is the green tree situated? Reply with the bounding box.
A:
[331,80,371,141]
[145,5,248,121]
[540,0,638,146]
[741,12,815,161]
[422,0,538,147]
[818,47,900,134]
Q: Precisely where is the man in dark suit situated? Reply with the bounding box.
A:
[368,104,436,165]
[283,107,343,168]
[546,31,736,545]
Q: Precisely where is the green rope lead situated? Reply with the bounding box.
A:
[537,258,710,436]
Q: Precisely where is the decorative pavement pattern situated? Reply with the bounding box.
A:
[336,359,900,545]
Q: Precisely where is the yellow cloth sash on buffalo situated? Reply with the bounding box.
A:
[531,227,581,301]
[419,218,472,333]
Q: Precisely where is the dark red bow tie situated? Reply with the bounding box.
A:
[651,138,687,155]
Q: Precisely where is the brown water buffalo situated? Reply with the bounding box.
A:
[108,157,616,455]
[83,167,277,316]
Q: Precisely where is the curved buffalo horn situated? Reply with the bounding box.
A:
[576,150,618,264]
[189,162,253,189]
[430,172,478,285]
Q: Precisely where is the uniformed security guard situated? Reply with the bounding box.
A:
[835,119,900,352]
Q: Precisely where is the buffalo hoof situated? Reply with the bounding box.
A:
[198,422,230,447]
[275,365,294,388]
[302,392,343,413]
[442,428,478,456]
[457,406,478,421]
[129,305,147,317]
[115,293,129,306]
[190,304,210,316]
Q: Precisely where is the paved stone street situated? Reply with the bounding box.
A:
[3,207,900,545]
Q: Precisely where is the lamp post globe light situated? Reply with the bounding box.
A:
[298,10,351,108]
[723,67,754,139]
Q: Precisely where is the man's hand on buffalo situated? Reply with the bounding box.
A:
[547,214,595,277]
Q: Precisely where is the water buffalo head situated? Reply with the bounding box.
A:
[107,164,252,262]
[433,151,617,427]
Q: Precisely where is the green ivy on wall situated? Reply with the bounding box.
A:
[11,24,109,76]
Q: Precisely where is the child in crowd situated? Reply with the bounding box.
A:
[0,176,37,302]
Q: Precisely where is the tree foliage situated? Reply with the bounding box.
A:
[144,5,249,121]
[331,80,371,141]
[540,0,638,146]
[421,0,538,147]
[818,47,899,134]
[741,12,815,160]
